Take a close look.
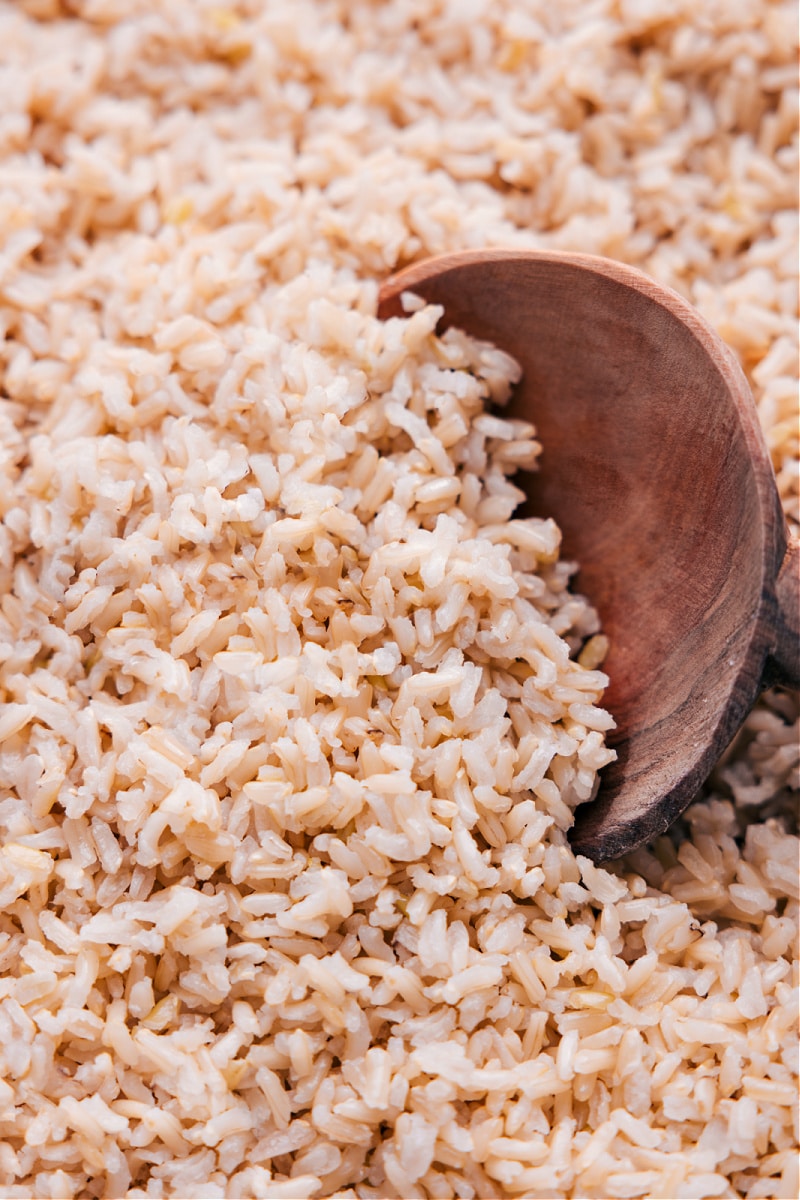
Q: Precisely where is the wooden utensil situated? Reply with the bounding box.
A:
[378,249,799,863]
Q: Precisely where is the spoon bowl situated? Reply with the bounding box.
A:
[378,249,799,862]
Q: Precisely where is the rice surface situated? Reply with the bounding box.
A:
[0,2,797,1199]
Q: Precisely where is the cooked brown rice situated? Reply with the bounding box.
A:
[0,2,797,1198]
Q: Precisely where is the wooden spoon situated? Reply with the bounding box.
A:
[378,249,799,862]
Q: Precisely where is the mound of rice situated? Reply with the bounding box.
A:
[0,2,797,1198]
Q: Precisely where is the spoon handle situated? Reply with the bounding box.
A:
[764,536,800,689]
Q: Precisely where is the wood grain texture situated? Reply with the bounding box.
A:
[378,249,798,862]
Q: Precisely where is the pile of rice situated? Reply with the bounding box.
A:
[0,1,797,1198]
